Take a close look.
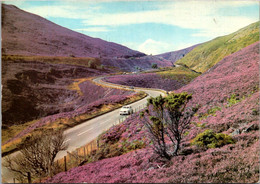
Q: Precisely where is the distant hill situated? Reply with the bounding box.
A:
[156,44,199,64]
[101,55,172,72]
[2,4,175,71]
[176,21,259,73]
[2,4,144,58]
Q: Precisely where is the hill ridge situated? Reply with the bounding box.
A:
[175,21,259,73]
[2,4,144,58]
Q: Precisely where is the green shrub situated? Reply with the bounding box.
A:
[208,106,222,115]
[251,108,259,116]
[199,106,221,120]
[227,94,241,107]
[191,129,234,149]
[151,63,158,69]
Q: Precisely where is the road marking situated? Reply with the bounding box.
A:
[64,138,71,143]
[100,119,111,125]
[77,127,93,136]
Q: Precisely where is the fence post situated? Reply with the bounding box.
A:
[13,178,15,183]
[64,156,67,172]
[27,172,31,184]
[84,147,86,159]
[77,149,80,164]
[97,139,99,149]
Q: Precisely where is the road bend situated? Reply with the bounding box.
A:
[2,76,164,183]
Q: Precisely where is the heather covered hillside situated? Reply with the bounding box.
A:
[1,4,175,71]
[104,65,200,90]
[2,55,142,154]
[176,21,259,73]
[104,73,184,91]
[2,56,108,127]
[2,4,143,58]
[176,41,259,108]
[45,41,259,183]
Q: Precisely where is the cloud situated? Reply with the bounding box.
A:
[12,0,258,39]
[82,1,258,38]
[138,39,173,55]
[75,27,110,32]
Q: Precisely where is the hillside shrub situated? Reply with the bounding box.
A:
[191,129,234,149]
[140,92,198,159]
[251,108,259,115]
[199,106,221,120]
[151,63,158,69]
[227,94,241,107]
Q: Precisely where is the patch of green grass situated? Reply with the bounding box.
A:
[199,106,222,120]
[227,94,242,107]
[176,21,259,73]
[157,65,200,84]
[192,122,206,128]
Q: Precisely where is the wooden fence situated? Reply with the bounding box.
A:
[56,139,99,172]
[56,103,147,172]
[14,103,147,183]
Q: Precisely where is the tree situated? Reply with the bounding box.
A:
[3,129,68,182]
[140,92,198,160]
[151,63,158,69]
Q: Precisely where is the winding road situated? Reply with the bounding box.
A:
[56,76,165,158]
[2,76,165,183]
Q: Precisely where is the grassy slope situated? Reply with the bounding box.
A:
[156,66,200,84]
[176,21,259,73]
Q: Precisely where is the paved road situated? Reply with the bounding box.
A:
[56,76,165,158]
[2,76,165,183]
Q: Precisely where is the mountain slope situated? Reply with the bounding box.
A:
[176,21,259,73]
[45,41,259,183]
[156,44,199,64]
[2,4,144,58]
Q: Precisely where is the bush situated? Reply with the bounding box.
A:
[4,130,67,182]
[191,129,234,149]
[140,92,198,159]
[151,63,158,69]
[251,109,259,115]
[227,94,241,107]
[199,106,221,120]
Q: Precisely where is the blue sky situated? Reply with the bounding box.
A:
[4,0,259,55]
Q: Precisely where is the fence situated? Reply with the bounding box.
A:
[13,103,147,183]
[56,138,99,172]
[56,103,147,172]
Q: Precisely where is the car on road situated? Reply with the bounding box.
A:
[119,105,133,115]
[129,86,134,89]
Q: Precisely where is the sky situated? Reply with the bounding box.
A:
[4,0,259,55]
